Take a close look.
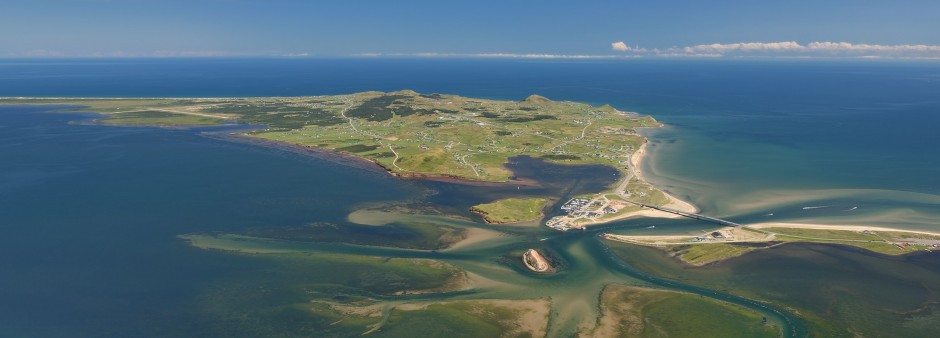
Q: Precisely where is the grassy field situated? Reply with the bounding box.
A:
[470,198,550,224]
[620,177,671,206]
[612,227,940,266]
[610,226,940,266]
[761,227,940,255]
[662,243,763,266]
[589,284,778,337]
[2,91,670,207]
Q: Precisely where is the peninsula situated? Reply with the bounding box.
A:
[1,91,687,229]
[604,223,940,266]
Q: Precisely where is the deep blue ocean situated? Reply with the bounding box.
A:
[2,58,939,336]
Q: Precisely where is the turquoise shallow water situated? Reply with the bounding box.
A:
[2,59,939,336]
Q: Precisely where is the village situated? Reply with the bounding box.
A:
[545,196,623,231]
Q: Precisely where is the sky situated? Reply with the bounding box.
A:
[3,0,940,59]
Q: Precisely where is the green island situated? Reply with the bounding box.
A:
[605,224,940,266]
[470,198,550,224]
[1,91,678,230]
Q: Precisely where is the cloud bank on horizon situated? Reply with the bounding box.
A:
[610,40,940,58]
[9,41,940,60]
[357,40,940,60]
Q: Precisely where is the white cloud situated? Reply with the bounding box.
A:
[681,41,803,53]
[611,41,630,52]
[358,40,940,60]
[673,41,940,58]
[356,40,940,60]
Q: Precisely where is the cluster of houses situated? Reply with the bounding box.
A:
[545,198,622,231]
[560,198,590,213]
[545,216,570,231]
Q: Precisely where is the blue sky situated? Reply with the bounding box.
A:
[3,0,940,58]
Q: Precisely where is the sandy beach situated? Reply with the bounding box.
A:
[575,140,698,228]
[522,249,553,272]
[748,222,940,236]
[632,141,698,213]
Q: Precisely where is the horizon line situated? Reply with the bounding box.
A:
[2,54,940,61]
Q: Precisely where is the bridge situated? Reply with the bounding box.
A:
[626,200,743,227]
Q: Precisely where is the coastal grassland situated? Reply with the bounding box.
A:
[604,239,940,337]
[470,197,550,224]
[759,227,940,255]
[587,285,778,338]
[661,243,765,266]
[620,177,670,206]
[604,227,769,266]
[607,225,940,266]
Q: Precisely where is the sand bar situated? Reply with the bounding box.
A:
[748,222,940,236]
